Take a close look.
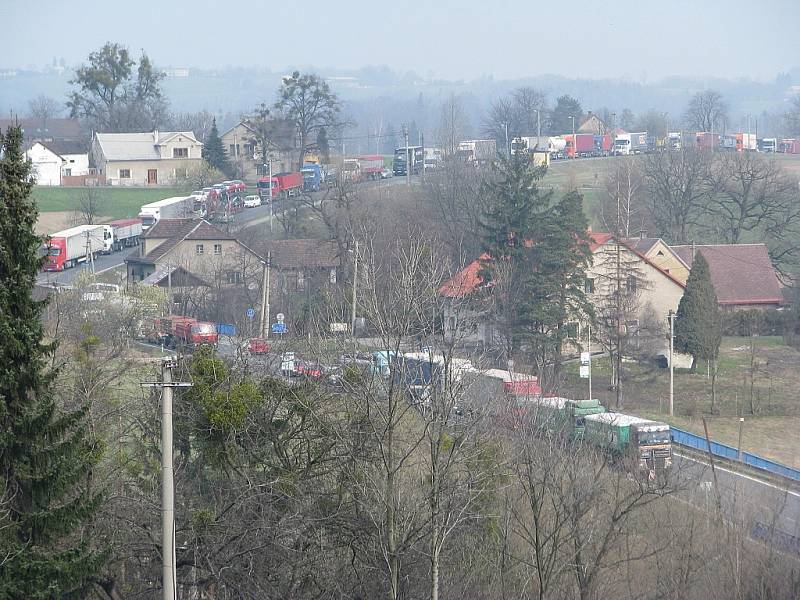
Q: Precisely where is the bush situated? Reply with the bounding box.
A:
[721,309,787,337]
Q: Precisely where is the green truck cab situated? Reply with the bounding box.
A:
[583,412,672,478]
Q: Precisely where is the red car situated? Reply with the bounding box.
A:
[295,361,323,378]
[248,338,270,355]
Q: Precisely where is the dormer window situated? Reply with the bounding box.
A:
[173,147,188,158]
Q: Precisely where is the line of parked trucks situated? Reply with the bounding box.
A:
[42,219,144,271]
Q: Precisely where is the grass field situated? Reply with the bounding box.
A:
[32,186,183,220]
[557,335,800,466]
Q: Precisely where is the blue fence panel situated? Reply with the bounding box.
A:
[671,427,738,460]
[672,427,800,482]
[217,323,236,336]
[743,452,800,482]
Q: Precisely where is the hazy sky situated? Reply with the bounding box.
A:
[3,0,799,81]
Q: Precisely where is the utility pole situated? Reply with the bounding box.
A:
[421,131,425,182]
[570,115,576,158]
[737,417,745,461]
[268,160,273,234]
[259,253,271,338]
[587,322,592,401]
[351,240,359,336]
[504,122,509,158]
[535,108,541,140]
[668,310,675,417]
[141,360,192,600]
[403,125,410,187]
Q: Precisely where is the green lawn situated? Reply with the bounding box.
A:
[32,187,182,220]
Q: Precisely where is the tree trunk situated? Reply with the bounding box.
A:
[710,358,717,414]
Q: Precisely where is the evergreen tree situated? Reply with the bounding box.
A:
[550,94,583,136]
[202,118,231,176]
[479,155,592,386]
[317,126,330,164]
[674,252,721,374]
[0,126,106,596]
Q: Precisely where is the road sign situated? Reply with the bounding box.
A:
[579,365,590,379]
[246,308,255,319]
[276,312,285,324]
[580,351,590,366]
[271,323,287,334]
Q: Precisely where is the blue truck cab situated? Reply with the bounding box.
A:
[301,163,323,192]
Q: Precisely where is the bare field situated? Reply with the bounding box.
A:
[35,211,112,235]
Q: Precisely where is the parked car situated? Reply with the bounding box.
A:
[243,195,262,208]
[380,168,392,179]
[247,337,270,354]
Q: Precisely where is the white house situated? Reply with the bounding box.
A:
[24,141,89,186]
[91,131,203,186]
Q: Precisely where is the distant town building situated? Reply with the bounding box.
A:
[221,119,298,183]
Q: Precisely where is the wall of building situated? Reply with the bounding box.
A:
[221,125,295,183]
[60,153,89,177]
[25,144,61,185]
[99,158,203,186]
[643,240,690,283]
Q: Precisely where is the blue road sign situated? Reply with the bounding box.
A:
[271,323,287,334]
[246,308,256,319]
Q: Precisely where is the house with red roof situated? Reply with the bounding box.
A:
[669,244,783,310]
[439,233,686,346]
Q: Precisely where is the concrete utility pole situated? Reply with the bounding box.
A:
[668,310,675,417]
[260,252,271,338]
[587,322,592,402]
[351,241,359,336]
[142,360,192,600]
[421,131,425,182]
[570,115,576,158]
[504,122,510,158]
[268,160,274,233]
[535,108,541,140]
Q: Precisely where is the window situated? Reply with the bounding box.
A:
[244,143,253,156]
[626,275,637,294]
[174,168,187,179]
[63,168,71,176]
[119,169,131,179]
[226,271,243,284]
[195,244,204,255]
[584,278,595,294]
[213,244,222,255]
[173,147,188,158]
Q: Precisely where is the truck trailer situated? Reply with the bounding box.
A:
[393,146,424,175]
[105,218,143,252]
[456,140,496,165]
[357,155,385,180]
[138,196,195,231]
[564,133,595,158]
[583,412,672,478]
[613,132,649,155]
[42,224,106,271]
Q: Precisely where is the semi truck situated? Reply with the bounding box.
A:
[734,132,757,152]
[357,155,385,180]
[105,219,143,252]
[393,146,424,175]
[696,132,720,150]
[42,224,106,271]
[779,138,800,154]
[138,196,195,231]
[758,138,777,153]
[564,133,595,158]
[613,132,649,155]
[456,140,496,165]
[583,412,672,478]
[256,171,303,199]
[148,315,219,349]
[300,163,324,192]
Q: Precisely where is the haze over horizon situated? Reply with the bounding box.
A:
[3,0,799,82]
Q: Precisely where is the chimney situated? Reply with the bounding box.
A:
[153,129,159,143]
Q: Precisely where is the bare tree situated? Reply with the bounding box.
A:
[705,151,799,244]
[75,186,107,224]
[436,93,471,158]
[641,146,712,243]
[600,157,644,238]
[27,94,62,128]
[784,95,800,137]
[684,90,728,132]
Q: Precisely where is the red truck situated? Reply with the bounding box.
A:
[564,133,595,158]
[357,155,385,180]
[257,172,303,199]
[148,315,218,349]
[696,132,719,150]
[779,139,800,154]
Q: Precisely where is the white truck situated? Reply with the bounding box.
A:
[512,136,566,158]
[457,139,497,164]
[103,218,143,253]
[613,132,648,155]
[138,196,195,231]
[42,224,106,271]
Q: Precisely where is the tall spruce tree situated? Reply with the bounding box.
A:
[202,118,231,177]
[674,252,721,374]
[0,126,105,596]
[480,155,592,388]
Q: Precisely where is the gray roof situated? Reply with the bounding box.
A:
[94,131,201,161]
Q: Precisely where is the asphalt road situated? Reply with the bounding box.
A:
[673,452,800,547]
[36,246,137,286]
